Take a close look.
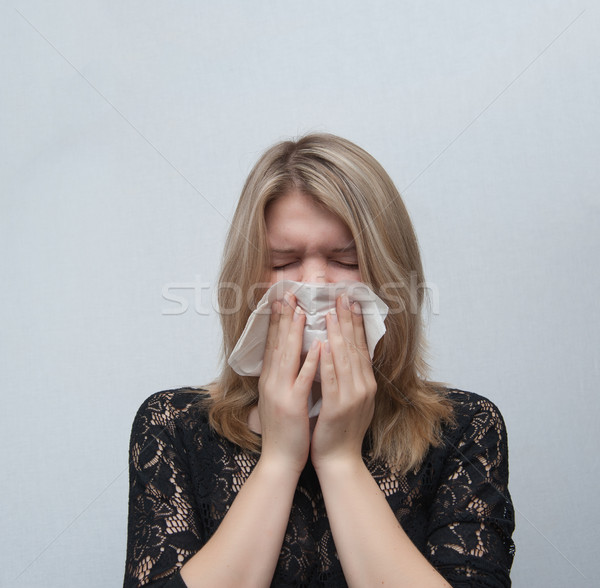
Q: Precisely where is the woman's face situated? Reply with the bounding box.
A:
[265,190,361,286]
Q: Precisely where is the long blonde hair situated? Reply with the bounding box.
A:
[207,133,454,474]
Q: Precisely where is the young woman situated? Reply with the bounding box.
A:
[124,134,515,587]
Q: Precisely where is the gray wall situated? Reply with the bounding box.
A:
[2,2,598,586]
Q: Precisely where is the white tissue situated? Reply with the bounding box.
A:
[227,281,389,416]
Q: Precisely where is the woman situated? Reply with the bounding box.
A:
[124,134,515,587]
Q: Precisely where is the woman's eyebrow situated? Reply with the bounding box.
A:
[330,244,357,253]
[270,248,298,254]
[270,245,357,254]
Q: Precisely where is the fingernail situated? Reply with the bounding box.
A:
[310,338,319,350]
[293,305,304,321]
[329,309,338,323]
[283,292,293,307]
[351,301,361,315]
[341,293,350,309]
[272,300,281,314]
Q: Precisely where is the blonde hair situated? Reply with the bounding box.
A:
[207,133,454,474]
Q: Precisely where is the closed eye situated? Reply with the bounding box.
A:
[272,262,298,270]
[274,261,358,270]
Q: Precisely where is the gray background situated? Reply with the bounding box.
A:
[1,1,598,586]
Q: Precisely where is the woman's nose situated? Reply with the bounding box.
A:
[301,261,328,284]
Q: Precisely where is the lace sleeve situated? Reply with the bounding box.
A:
[124,393,202,588]
[426,395,515,587]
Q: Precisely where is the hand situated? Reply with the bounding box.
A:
[311,294,377,470]
[258,292,321,474]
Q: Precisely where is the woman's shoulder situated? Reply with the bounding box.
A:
[442,388,508,457]
[445,388,506,415]
[442,387,509,441]
[132,386,212,431]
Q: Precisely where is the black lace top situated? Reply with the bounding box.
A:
[124,388,515,587]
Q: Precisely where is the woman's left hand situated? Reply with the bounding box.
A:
[310,293,377,469]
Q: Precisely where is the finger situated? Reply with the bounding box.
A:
[261,300,282,380]
[349,301,377,393]
[280,304,307,376]
[325,309,354,391]
[319,339,338,401]
[333,295,365,388]
[350,301,371,369]
[276,291,296,336]
[337,294,362,368]
[294,338,321,394]
[274,293,308,382]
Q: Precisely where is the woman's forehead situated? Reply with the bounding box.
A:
[265,192,354,249]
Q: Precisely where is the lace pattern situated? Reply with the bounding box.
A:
[124,388,514,587]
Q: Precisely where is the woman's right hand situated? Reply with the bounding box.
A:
[179,293,320,587]
[258,292,320,474]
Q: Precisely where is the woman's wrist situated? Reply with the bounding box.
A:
[312,451,366,480]
[255,451,307,481]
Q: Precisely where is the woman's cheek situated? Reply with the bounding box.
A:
[335,267,362,283]
[270,269,301,284]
